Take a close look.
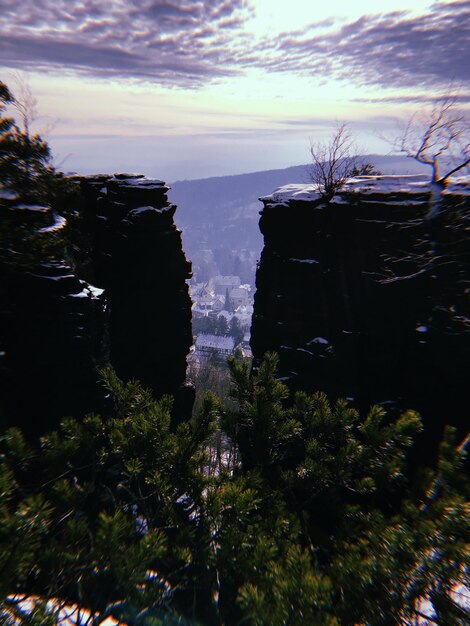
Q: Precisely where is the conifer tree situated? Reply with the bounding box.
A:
[0,357,469,624]
[223,353,469,625]
[0,80,54,203]
[0,370,220,625]
[0,80,75,271]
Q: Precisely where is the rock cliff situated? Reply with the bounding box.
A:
[251,175,470,451]
[0,175,193,436]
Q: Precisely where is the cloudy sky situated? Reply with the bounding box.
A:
[1,0,469,180]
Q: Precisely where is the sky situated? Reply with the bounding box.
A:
[1,0,469,180]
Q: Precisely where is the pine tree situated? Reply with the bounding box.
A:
[222,353,470,625]
[0,344,468,622]
[0,369,220,625]
[229,316,244,345]
[224,287,232,313]
[0,80,76,271]
[0,80,54,203]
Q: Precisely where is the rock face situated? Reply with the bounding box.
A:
[79,174,194,421]
[251,175,470,452]
[0,175,193,436]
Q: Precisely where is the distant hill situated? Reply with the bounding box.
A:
[168,154,427,211]
[167,155,429,284]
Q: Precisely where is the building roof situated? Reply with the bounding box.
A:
[212,275,241,287]
[195,334,235,351]
[217,310,233,320]
[229,287,249,299]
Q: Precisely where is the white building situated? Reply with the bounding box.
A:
[210,275,241,295]
[234,304,254,329]
[195,333,235,356]
[228,286,250,308]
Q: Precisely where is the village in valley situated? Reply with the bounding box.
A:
[188,274,254,367]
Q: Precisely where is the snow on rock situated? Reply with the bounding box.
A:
[416,325,428,333]
[341,174,430,195]
[113,172,146,179]
[261,184,321,204]
[11,203,49,212]
[69,282,104,300]
[31,273,75,281]
[0,189,19,200]
[289,258,319,264]
[260,175,470,206]
[37,213,67,233]
[41,261,70,270]
[342,174,470,196]
[128,205,170,217]
[295,347,314,354]
[308,337,329,345]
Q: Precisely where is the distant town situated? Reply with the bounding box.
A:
[189,273,254,366]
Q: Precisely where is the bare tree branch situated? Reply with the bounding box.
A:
[9,71,38,136]
[309,123,369,202]
[395,91,470,186]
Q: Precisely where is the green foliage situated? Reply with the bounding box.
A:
[192,315,239,339]
[0,370,220,624]
[350,162,382,176]
[0,355,468,625]
[237,544,336,626]
[0,80,77,271]
[223,353,469,625]
[0,80,53,204]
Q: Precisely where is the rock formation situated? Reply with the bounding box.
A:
[0,175,193,436]
[251,175,470,452]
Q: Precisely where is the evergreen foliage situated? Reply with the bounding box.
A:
[0,355,468,625]
[1,370,220,624]
[192,315,245,353]
[0,80,76,271]
[1,81,49,202]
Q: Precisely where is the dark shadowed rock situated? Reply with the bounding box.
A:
[78,175,194,422]
[0,175,194,436]
[251,175,470,456]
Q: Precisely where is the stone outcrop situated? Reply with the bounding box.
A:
[0,175,193,436]
[251,175,470,452]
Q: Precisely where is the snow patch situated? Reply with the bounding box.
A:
[261,175,470,205]
[309,337,329,345]
[0,189,18,200]
[37,213,67,234]
[129,205,170,217]
[69,283,104,300]
[289,258,319,265]
[12,204,49,212]
[32,274,75,281]
[261,184,321,204]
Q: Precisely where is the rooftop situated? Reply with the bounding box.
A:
[195,334,235,351]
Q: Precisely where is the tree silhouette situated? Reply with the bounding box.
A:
[397,92,470,187]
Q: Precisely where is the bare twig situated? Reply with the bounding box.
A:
[309,123,366,201]
[394,91,470,186]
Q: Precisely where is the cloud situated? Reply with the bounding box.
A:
[255,1,470,90]
[352,94,470,105]
[0,0,468,93]
[0,0,253,87]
